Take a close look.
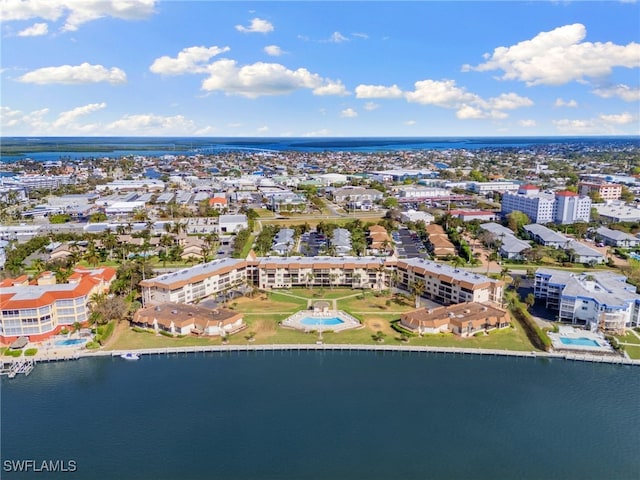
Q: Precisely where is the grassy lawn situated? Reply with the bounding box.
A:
[624,345,640,359]
[276,287,361,300]
[337,292,415,313]
[255,209,276,218]
[106,284,535,352]
[404,325,535,351]
[107,329,224,350]
[239,233,256,257]
[230,292,306,314]
[615,331,640,345]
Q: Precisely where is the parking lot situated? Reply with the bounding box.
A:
[394,228,429,259]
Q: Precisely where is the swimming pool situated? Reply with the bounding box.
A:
[300,317,345,327]
[559,337,600,347]
[54,338,87,347]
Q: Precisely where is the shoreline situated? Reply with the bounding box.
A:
[10,343,640,367]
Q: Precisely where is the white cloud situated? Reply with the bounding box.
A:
[257,125,269,132]
[355,84,404,99]
[340,108,358,118]
[600,112,636,124]
[17,22,48,36]
[553,111,638,134]
[518,119,537,127]
[405,79,531,120]
[0,0,157,32]
[592,84,640,102]
[552,118,600,134]
[235,17,273,33]
[0,106,48,132]
[404,120,416,126]
[554,98,578,108]
[264,45,284,56]
[352,32,369,39]
[363,102,379,111]
[456,105,486,120]
[406,79,478,107]
[106,113,197,135]
[201,59,347,98]
[303,128,331,137]
[312,81,349,96]
[328,31,349,43]
[17,62,126,85]
[487,93,533,110]
[464,23,640,85]
[150,46,230,75]
[53,102,106,128]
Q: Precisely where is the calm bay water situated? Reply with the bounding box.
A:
[2,136,639,162]
[1,352,639,480]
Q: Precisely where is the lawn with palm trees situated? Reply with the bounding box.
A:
[109,286,536,352]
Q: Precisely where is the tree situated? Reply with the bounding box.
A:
[158,249,169,268]
[500,266,510,280]
[506,211,530,233]
[524,293,535,309]
[372,331,386,343]
[90,294,128,325]
[410,279,426,308]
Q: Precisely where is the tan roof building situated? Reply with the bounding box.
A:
[133,302,244,337]
[400,302,510,336]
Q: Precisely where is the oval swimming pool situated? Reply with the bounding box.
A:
[299,317,345,327]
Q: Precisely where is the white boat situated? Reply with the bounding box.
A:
[120,352,140,361]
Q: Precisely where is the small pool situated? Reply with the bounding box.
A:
[300,317,345,327]
[54,338,87,347]
[559,337,600,347]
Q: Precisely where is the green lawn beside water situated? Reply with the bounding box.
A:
[108,287,536,352]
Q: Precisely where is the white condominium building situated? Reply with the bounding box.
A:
[501,185,591,224]
[534,268,640,333]
[140,254,504,308]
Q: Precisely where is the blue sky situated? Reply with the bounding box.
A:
[1,1,639,137]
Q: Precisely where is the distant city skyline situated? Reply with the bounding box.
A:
[1,1,639,137]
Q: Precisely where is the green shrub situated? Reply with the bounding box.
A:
[5,349,22,357]
[59,328,70,335]
[85,341,100,349]
[132,326,153,334]
[159,330,174,337]
[24,348,38,356]
[507,292,551,351]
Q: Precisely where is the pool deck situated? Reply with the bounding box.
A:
[548,328,614,354]
[281,309,361,332]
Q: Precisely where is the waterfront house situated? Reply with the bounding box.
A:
[133,303,244,337]
[400,302,510,336]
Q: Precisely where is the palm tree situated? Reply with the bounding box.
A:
[306,272,315,290]
[31,258,46,274]
[499,266,510,280]
[158,249,168,268]
[372,331,386,343]
[103,231,118,260]
[410,279,426,308]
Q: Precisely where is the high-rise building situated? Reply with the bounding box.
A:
[501,185,591,224]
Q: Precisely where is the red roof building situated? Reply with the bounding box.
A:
[0,265,116,343]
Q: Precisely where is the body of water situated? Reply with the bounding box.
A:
[2,352,639,480]
[1,136,639,162]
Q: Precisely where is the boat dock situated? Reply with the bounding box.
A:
[1,359,36,378]
[3,344,637,380]
[80,344,640,366]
